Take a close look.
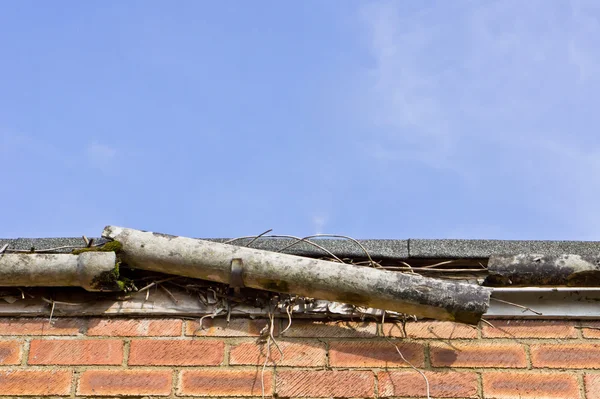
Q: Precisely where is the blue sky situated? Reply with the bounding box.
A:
[1,1,599,240]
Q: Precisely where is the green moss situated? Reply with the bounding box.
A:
[72,240,123,255]
[73,241,131,292]
[90,261,133,292]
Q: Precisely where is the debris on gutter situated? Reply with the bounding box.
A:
[486,254,600,287]
[4,227,600,323]
[103,226,492,325]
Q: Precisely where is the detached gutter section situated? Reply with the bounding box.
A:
[487,254,600,286]
[0,252,117,291]
[103,226,492,325]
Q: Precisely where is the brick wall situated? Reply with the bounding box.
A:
[0,317,597,398]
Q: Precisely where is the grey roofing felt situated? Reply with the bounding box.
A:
[0,237,409,259]
[1,237,599,259]
[409,239,600,258]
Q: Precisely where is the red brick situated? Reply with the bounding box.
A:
[0,341,21,365]
[483,372,579,399]
[384,321,478,339]
[129,339,224,365]
[531,343,600,368]
[281,320,377,338]
[0,369,72,395]
[0,317,83,335]
[276,370,374,398]
[178,369,272,396]
[329,341,424,368]
[88,318,182,336]
[78,369,172,396]
[579,322,600,338]
[28,339,123,365]
[482,320,577,338]
[378,371,478,398]
[186,318,276,337]
[430,342,527,368]
[230,340,326,366]
[585,374,600,399]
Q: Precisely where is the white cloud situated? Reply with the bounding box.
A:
[312,215,327,235]
[87,142,117,168]
[354,0,600,238]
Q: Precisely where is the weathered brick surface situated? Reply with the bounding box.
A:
[531,343,600,368]
[178,369,272,396]
[482,319,578,338]
[129,339,224,365]
[384,321,478,339]
[28,339,123,365]
[329,341,424,367]
[378,371,478,398]
[186,318,275,336]
[88,318,182,336]
[430,342,527,368]
[0,341,21,365]
[579,321,600,338]
[277,370,374,398]
[585,374,600,399]
[78,369,172,396]
[0,316,597,398]
[0,369,72,395]
[0,317,83,335]
[281,320,377,337]
[230,340,326,366]
[483,372,579,399]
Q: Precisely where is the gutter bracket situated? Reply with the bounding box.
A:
[229,258,245,293]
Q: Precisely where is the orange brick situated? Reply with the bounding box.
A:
[0,341,21,365]
[483,372,579,399]
[579,322,600,338]
[0,369,72,395]
[0,317,83,335]
[585,374,600,399]
[78,369,172,396]
[531,343,600,368]
[129,339,224,366]
[178,369,272,396]
[430,342,527,368]
[378,371,478,398]
[230,340,326,366]
[281,320,377,338]
[186,318,275,337]
[482,320,577,338]
[276,370,374,397]
[28,339,123,365]
[384,321,477,339]
[88,318,182,336]
[329,341,424,368]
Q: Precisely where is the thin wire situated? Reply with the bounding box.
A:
[276,234,375,267]
[281,305,293,335]
[384,336,431,399]
[225,234,344,264]
[244,229,273,247]
[490,297,542,315]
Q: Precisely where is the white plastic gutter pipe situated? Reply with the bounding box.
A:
[103,226,492,325]
[0,252,117,291]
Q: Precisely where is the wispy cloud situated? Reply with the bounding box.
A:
[354,0,600,238]
[86,142,117,169]
[312,215,327,235]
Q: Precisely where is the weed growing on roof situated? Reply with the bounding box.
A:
[71,240,132,291]
[71,240,123,255]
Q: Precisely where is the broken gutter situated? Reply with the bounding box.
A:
[486,254,600,286]
[102,226,492,325]
[0,252,118,291]
[4,228,600,323]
